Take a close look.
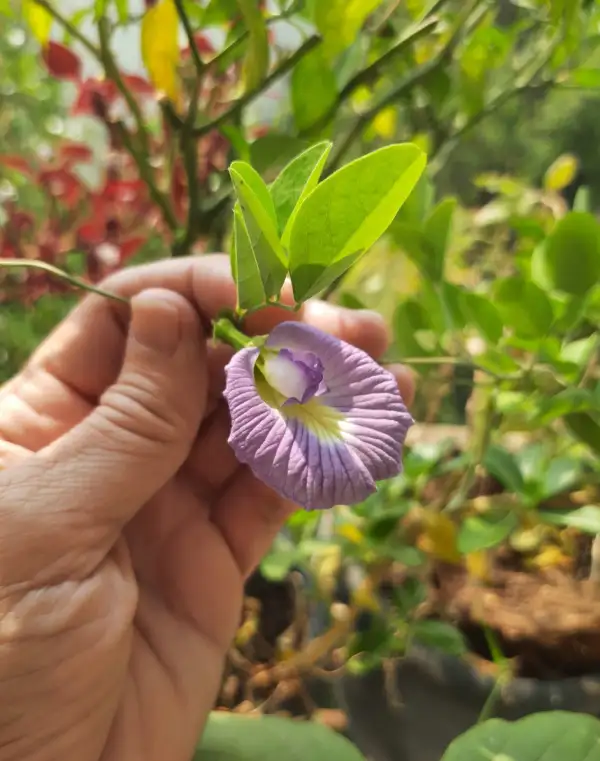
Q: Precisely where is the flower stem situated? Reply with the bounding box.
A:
[212,317,253,351]
[0,259,129,304]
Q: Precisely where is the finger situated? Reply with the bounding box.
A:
[211,468,297,578]
[0,290,207,582]
[386,363,416,408]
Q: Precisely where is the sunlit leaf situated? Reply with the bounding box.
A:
[539,505,600,535]
[141,0,180,102]
[457,511,519,554]
[544,154,578,192]
[289,144,426,301]
[494,276,554,339]
[541,213,600,297]
[270,141,332,245]
[315,0,386,60]
[236,0,269,92]
[417,513,461,563]
[23,0,53,44]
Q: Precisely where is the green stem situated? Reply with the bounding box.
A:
[174,0,204,77]
[192,35,321,138]
[212,317,253,351]
[0,259,129,304]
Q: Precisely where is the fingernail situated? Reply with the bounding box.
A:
[130,291,182,357]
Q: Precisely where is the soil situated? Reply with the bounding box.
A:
[430,553,600,679]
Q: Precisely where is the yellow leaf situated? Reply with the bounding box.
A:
[544,154,579,192]
[351,578,380,612]
[141,0,180,103]
[315,0,385,60]
[337,523,364,545]
[528,545,572,571]
[417,513,461,564]
[23,0,53,45]
[372,107,397,139]
[236,0,269,93]
[465,551,490,582]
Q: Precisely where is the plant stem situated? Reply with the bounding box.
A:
[327,0,485,172]
[174,0,204,77]
[212,317,253,351]
[0,259,129,304]
[300,17,440,139]
[192,35,321,138]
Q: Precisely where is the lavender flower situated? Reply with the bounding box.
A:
[223,322,414,510]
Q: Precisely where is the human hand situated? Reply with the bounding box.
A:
[0,254,414,761]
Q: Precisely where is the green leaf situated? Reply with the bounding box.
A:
[457,511,519,554]
[541,457,582,499]
[236,0,269,92]
[250,134,311,176]
[291,47,338,133]
[565,412,600,455]
[270,141,332,245]
[23,0,53,44]
[441,712,600,761]
[229,162,287,298]
[542,213,600,296]
[260,549,297,581]
[494,276,554,339]
[483,445,525,493]
[115,0,128,23]
[539,505,600,535]
[314,0,385,60]
[422,197,456,282]
[460,292,503,343]
[570,68,600,88]
[232,207,266,311]
[536,388,596,424]
[339,292,367,310]
[411,620,467,656]
[289,144,427,301]
[196,712,367,761]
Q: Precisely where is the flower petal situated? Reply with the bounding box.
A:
[224,323,413,511]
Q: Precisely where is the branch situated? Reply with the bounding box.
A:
[300,17,440,138]
[326,0,486,173]
[192,34,322,137]
[174,0,204,77]
[0,259,129,304]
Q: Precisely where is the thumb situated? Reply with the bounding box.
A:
[2,289,207,568]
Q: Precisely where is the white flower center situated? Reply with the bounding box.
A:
[263,353,308,402]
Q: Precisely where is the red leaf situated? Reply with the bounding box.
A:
[72,79,117,116]
[122,74,156,96]
[42,41,82,81]
[59,143,93,164]
[182,33,215,60]
[39,168,83,205]
[120,236,146,261]
[0,155,35,177]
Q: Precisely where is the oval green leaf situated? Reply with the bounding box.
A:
[494,276,554,339]
[441,711,600,761]
[289,143,427,301]
[232,207,266,311]
[195,712,367,761]
[457,511,519,554]
[543,212,600,296]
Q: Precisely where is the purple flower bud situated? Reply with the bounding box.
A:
[223,322,413,510]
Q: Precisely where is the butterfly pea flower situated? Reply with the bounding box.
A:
[223,321,413,511]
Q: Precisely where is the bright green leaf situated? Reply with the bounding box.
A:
[411,620,467,656]
[457,511,519,554]
[535,388,596,425]
[229,164,287,298]
[494,276,554,339]
[483,445,525,493]
[270,141,332,244]
[196,712,367,761]
[291,47,338,133]
[236,0,269,92]
[441,712,600,761]
[289,144,426,301]
[23,0,53,44]
[541,458,582,500]
[115,0,128,23]
[539,505,600,535]
[570,68,600,88]
[259,549,297,581]
[315,0,385,60]
[232,207,266,311]
[543,213,600,296]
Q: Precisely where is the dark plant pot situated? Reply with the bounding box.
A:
[336,645,600,761]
